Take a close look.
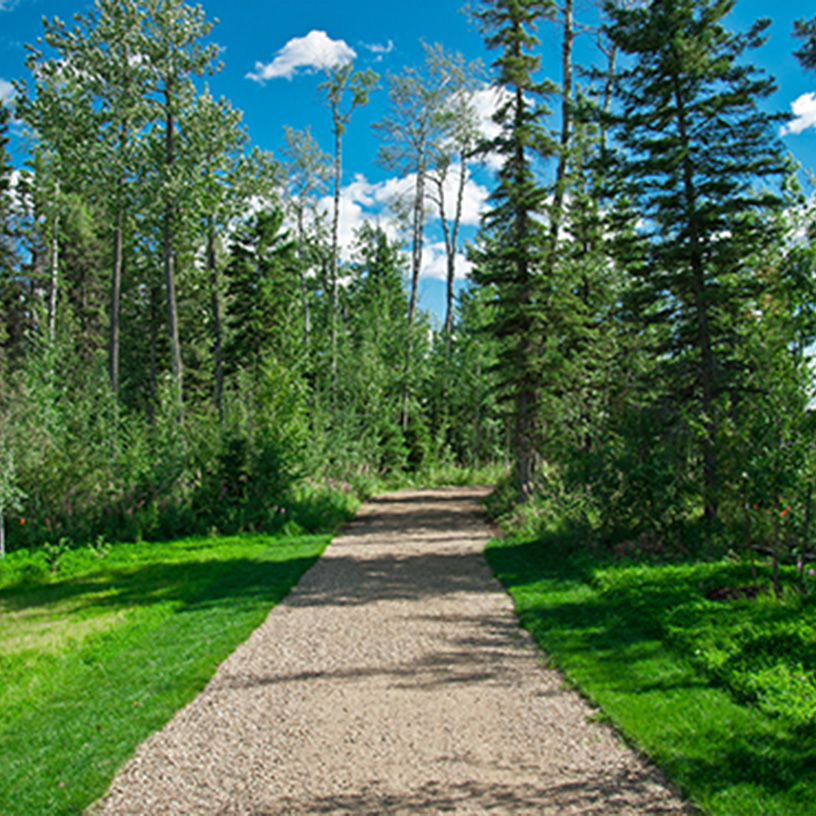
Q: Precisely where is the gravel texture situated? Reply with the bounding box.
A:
[90,485,693,815]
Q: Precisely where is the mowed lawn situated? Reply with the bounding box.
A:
[0,533,330,816]
[486,534,816,816]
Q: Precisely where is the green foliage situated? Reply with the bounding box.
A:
[603,0,791,519]
[224,208,300,378]
[470,0,572,500]
[793,15,816,73]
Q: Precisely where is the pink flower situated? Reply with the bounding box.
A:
[808,569,815,578]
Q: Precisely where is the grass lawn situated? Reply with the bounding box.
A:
[485,534,816,816]
[0,532,331,816]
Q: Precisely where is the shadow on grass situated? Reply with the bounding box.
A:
[0,543,325,619]
[0,539,328,816]
[485,535,816,815]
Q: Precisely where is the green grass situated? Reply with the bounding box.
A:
[485,534,816,816]
[0,531,331,816]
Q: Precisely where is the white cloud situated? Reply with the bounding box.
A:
[782,92,816,136]
[469,85,516,171]
[0,77,14,101]
[246,30,356,83]
[421,241,473,281]
[360,40,393,62]
[313,169,487,279]
[0,0,21,11]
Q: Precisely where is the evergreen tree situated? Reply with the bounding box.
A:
[793,15,816,72]
[470,0,557,501]
[603,0,791,520]
[224,209,299,383]
[0,100,13,276]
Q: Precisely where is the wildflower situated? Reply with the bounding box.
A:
[280,507,286,514]
[19,517,25,525]
[781,506,790,518]
[809,569,815,578]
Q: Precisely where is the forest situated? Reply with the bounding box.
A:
[0,0,812,572]
[1,0,816,812]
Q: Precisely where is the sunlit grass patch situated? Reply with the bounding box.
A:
[0,531,330,816]
[486,534,816,816]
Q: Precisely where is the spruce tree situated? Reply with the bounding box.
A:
[793,15,816,72]
[470,0,557,501]
[224,209,298,384]
[603,0,790,520]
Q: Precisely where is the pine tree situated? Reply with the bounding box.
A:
[224,209,299,383]
[470,0,557,501]
[603,0,791,519]
[793,15,816,72]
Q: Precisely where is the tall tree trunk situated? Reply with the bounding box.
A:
[673,71,717,520]
[330,126,341,407]
[48,179,59,346]
[296,206,311,348]
[447,151,467,352]
[163,93,183,416]
[207,221,224,424]
[147,280,159,425]
[109,206,123,394]
[109,51,130,395]
[402,141,426,431]
[549,0,573,258]
[601,38,617,154]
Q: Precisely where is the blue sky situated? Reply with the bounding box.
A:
[2,0,816,320]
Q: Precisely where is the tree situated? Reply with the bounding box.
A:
[185,87,267,422]
[422,43,485,351]
[339,222,411,468]
[793,15,816,72]
[319,63,378,407]
[374,51,452,428]
[32,0,151,394]
[280,125,332,350]
[603,0,791,520]
[0,100,14,281]
[141,0,221,415]
[0,99,24,386]
[224,208,299,383]
[470,0,557,501]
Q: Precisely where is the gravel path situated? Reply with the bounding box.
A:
[90,485,693,815]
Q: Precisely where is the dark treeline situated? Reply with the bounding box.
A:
[1,0,816,585]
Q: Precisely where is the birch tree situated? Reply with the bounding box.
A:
[281,125,332,350]
[319,63,377,406]
[141,0,221,416]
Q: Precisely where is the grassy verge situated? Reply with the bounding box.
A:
[485,533,816,816]
[0,530,333,816]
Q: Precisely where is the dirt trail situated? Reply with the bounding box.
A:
[91,485,692,815]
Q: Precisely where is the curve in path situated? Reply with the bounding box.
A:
[91,485,692,815]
